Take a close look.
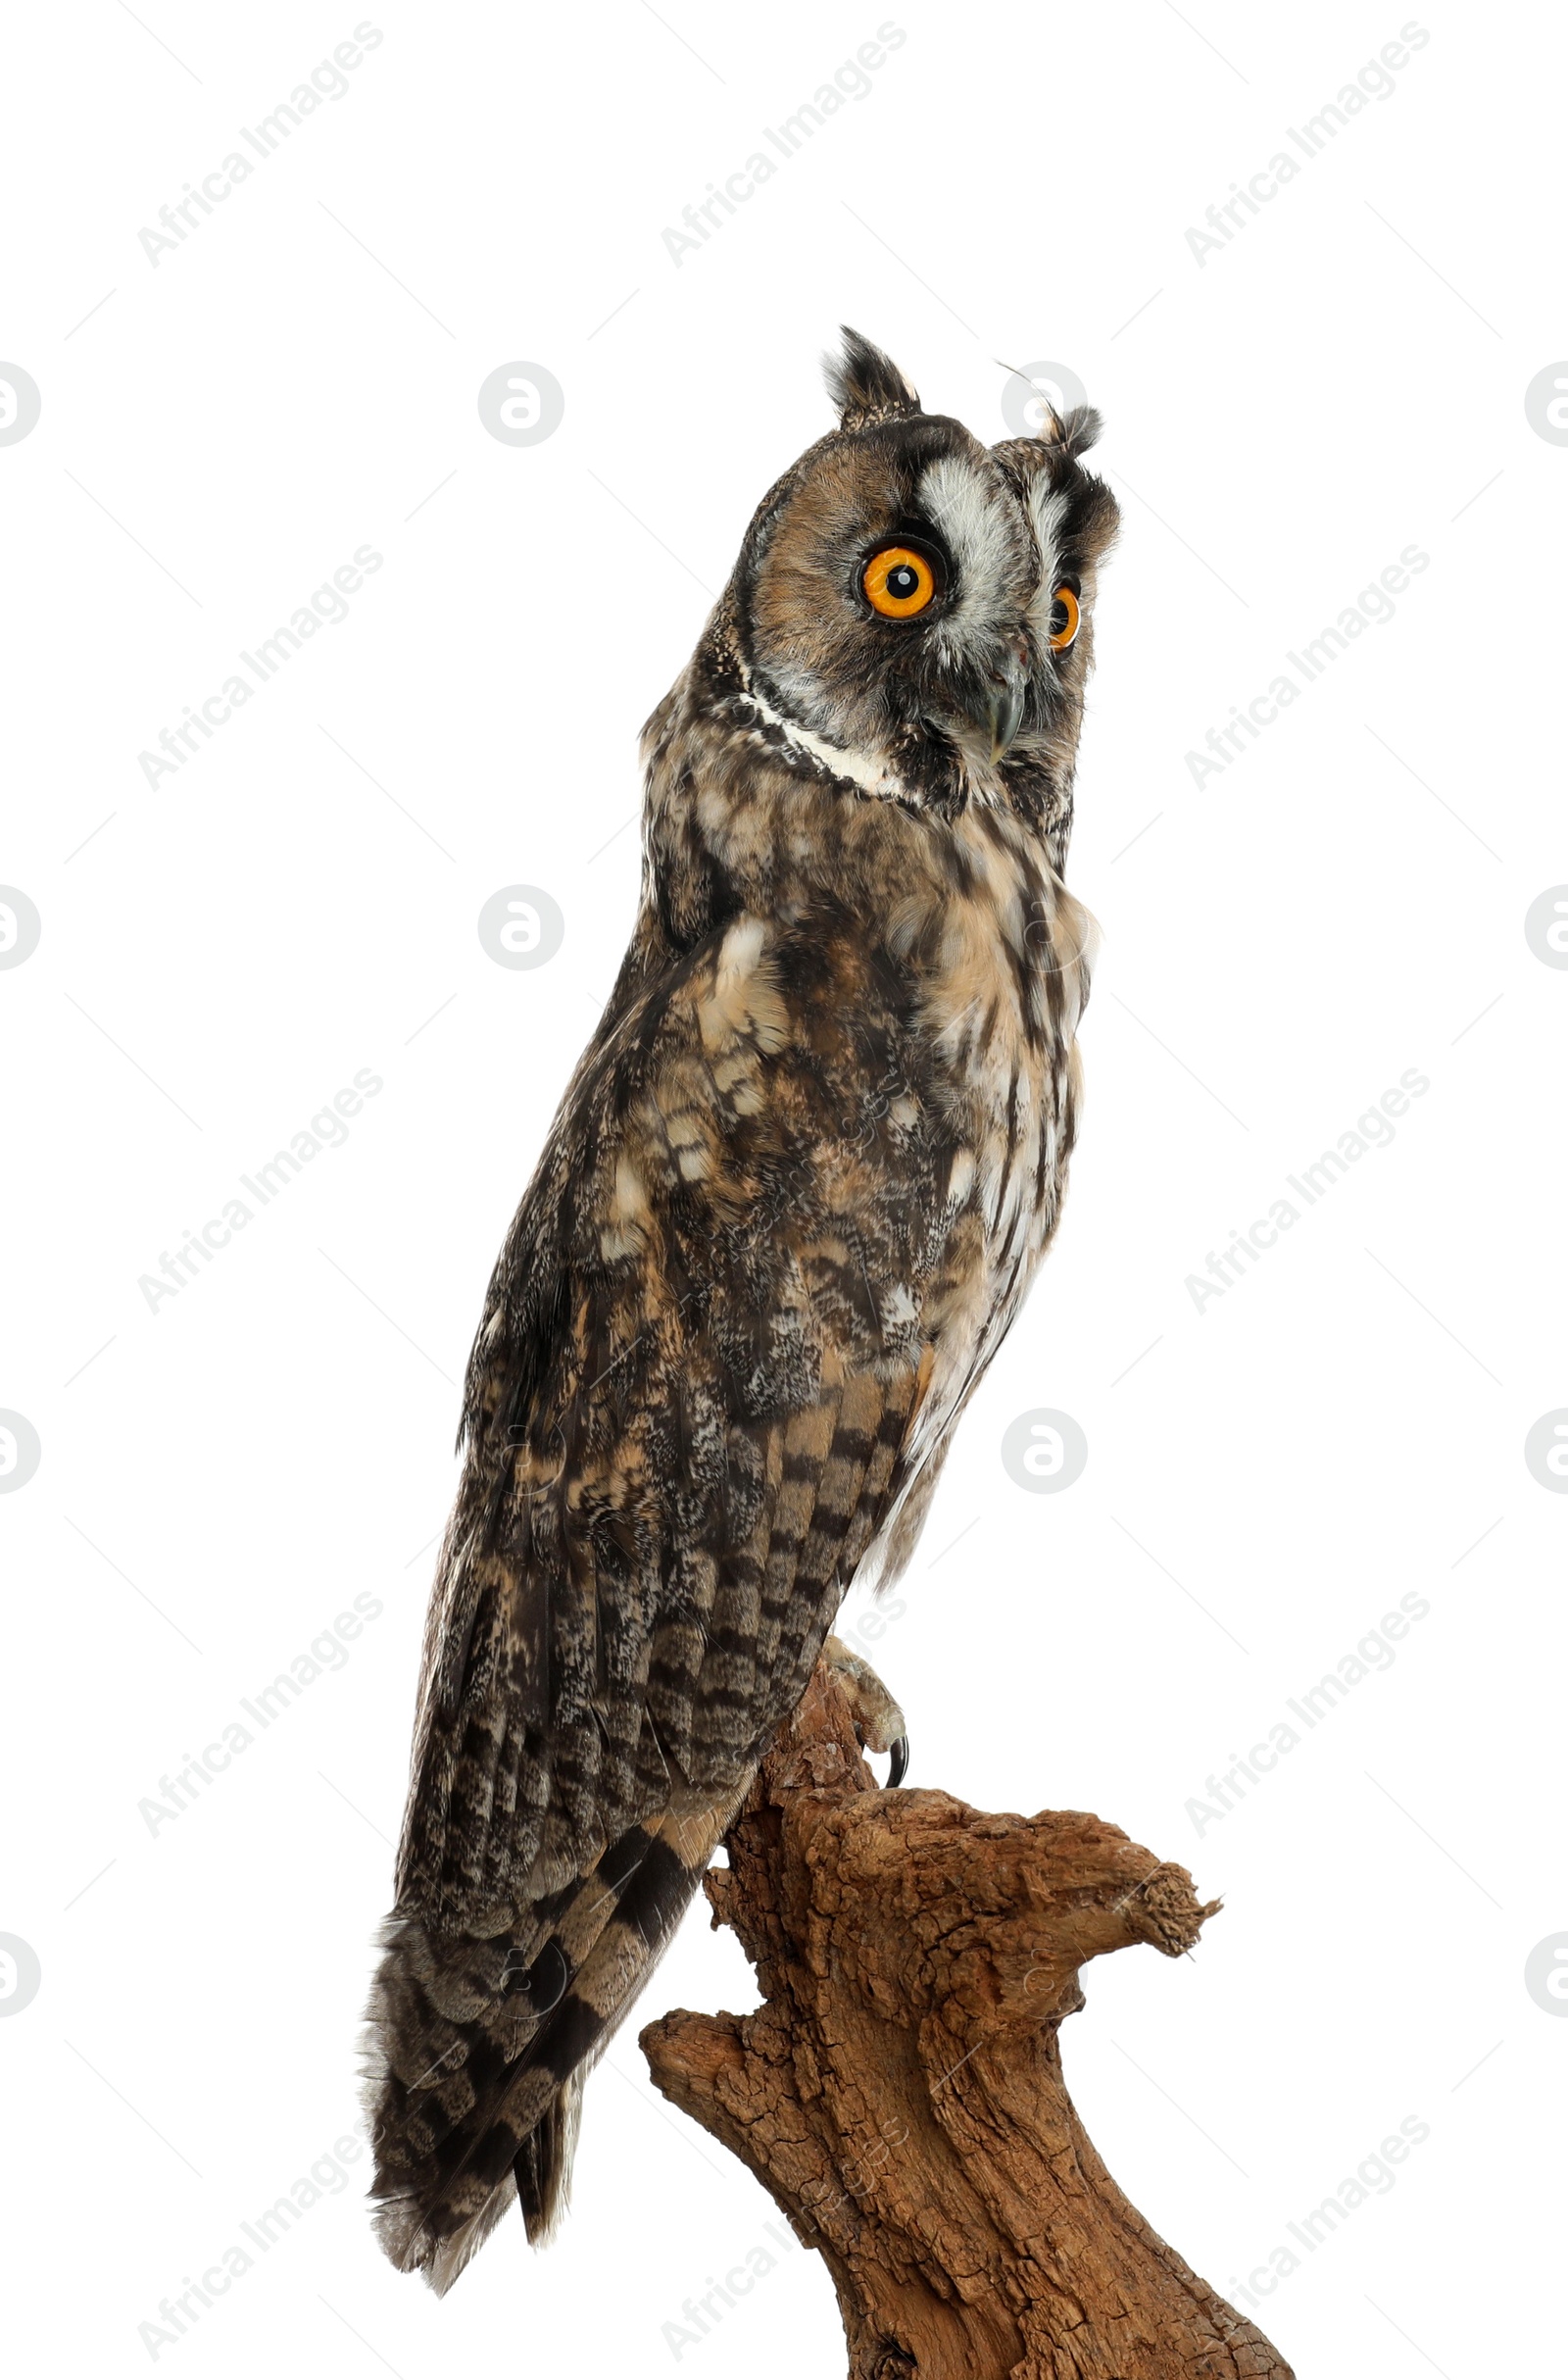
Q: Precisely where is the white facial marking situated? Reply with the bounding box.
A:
[1024,480,1071,648]
[916,454,1021,662]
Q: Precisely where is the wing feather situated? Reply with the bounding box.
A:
[367,909,956,2277]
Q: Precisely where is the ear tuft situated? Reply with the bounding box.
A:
[823,327,921,430]
[1052,403,1103,460]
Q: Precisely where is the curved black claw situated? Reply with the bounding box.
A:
[885,1734,909,1790]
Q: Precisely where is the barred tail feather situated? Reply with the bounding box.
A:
[363,1800,733,2289]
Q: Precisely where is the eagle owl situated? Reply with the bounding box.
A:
[366,330,1119,2288]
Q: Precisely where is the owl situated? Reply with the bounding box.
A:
[366,329,1119,2288]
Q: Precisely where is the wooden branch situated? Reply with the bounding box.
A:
[642,1661,1295,2380]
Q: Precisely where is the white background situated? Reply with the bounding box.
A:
[2,2,1563,2373]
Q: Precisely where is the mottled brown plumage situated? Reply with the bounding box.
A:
[365,329,1119,2289]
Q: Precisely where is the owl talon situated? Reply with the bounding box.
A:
[821,1636,908,1784]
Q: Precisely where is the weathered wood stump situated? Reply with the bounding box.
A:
[642,1661,1294,2379]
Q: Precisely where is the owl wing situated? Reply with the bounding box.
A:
[367,908,969,2287]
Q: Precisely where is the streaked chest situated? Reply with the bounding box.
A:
[906,806,1091,1259]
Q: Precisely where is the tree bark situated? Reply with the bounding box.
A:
[642,1660,1294,2380]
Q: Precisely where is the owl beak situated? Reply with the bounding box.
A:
[937,652,1029,763]
[986,673,1026,762]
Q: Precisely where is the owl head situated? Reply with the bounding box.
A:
[708,327,1119,824]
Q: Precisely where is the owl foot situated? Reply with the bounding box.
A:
[821,1636,909,1787]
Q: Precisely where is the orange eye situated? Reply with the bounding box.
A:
[1048,585,1080,650]
[862,545,937,619]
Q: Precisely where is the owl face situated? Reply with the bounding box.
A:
[722,330,1119,819]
